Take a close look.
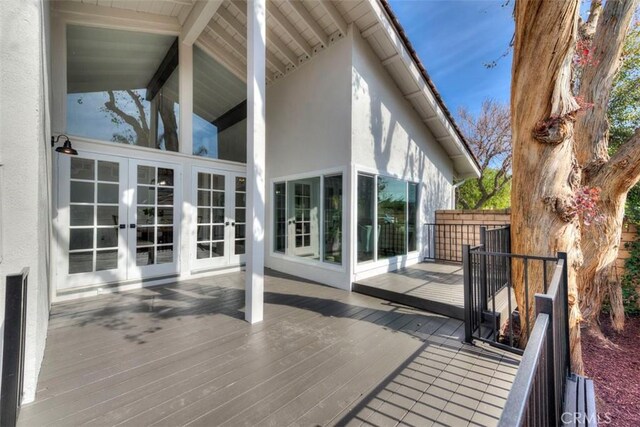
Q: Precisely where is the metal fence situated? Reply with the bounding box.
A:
[498,255,571,427]
[463,241,562,354]
[424,223,509,263]
[1,268,29,427]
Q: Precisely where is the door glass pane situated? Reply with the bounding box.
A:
[70,205,94,226]
[70,181,94,203]
[157,207,173,224]
[357,174,375,262]
[157,245,174,264]
[324,175,342,264]
[71,158,95,180]
[158,168,174,186]
[68,157,121,274]
[234,177,246,255]
[138,166,155,185]
[97,206,119,226]
[157,188,173,205]
[98,183,119,204]
[96,228,118,248]
[70,229,93,250]
[137,207,155,225]
[137,186,155,205]
[195,172,225,260]
[135,164,176,267]
[96,250,118,271]
[377,177,407,259]
[98,161,119,182]
[287,178,320,260]
[69,251,93,274]
[274,182,286,253]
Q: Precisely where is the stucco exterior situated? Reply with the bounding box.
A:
[350,29,455,281]
[0,0,52,403]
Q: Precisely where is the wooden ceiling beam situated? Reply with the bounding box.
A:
[266,1,313,59]
[287,0,328,48]
[318,0,347,36]
[181,0,224,45]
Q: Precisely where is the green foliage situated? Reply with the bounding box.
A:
[621,232,640,316]
[609,24,640,224]
[456,168,511,210]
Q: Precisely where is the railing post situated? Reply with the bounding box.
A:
[479,226,488,311]
[536,293,556,426]
[557,251,570,375]
[462,244,473,343]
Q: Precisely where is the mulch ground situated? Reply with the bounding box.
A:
[582,315,640,427]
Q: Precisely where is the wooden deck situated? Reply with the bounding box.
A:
[19,270,519,427]
[353,262,465,320]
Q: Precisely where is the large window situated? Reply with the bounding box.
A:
[66,25,179,151]
[323,175,343,264]
[272,174,343,265]
[357,174,375,262]
[377,177,406,259]
[192,46,247,162]
[357,173,419,263]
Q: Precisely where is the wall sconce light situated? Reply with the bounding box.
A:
[51,135,78,155]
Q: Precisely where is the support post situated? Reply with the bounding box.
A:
[245,0,266,324]
[462,244,473,343]
[535,293,556,426]
[479,226,488,311]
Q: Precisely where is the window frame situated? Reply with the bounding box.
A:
[269,168,346,271]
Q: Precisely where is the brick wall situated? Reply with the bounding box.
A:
[435,209,638,276]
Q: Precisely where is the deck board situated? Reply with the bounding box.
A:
[353,262,465,319]
[19,270,518,427]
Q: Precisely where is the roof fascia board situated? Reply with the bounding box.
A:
[365,0,481,178]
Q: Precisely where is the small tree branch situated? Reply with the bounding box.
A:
[592,128,640,194]
[579,0,603,40]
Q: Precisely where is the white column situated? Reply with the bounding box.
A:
[245,0,266,324]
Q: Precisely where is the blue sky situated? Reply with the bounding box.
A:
[388,0,515,118]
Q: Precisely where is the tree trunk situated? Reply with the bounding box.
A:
[573,0,639,327]
[607,269,625,332]
[511,0,584,372]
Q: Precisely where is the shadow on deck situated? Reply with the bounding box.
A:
[353,262,465,320]
[19,269,518,426]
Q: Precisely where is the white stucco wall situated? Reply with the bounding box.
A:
[350,30,455,279]
[0,0,52,403]
[264,34,352,289]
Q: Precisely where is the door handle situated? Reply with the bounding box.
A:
[119,224,126,229]
[225,221,230,226]
[231,222,235,227]
[130,224,136,229]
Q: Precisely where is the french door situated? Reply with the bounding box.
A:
[192,168,246,270]
[56,152,180,290]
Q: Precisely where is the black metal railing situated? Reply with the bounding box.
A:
[1,268,29,427]
[498,255,571,427]
[463,245,561,354]
[424,223,509,263]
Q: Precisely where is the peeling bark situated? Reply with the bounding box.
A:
[511,0,584,372]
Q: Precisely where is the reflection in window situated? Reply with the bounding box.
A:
[377,177,407,259]
[192,46,247,162]
[66,25,179,151]
[324,175,342,264]
[357,174,375,262]
[274,183,286,253]
[408,183,418,252]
